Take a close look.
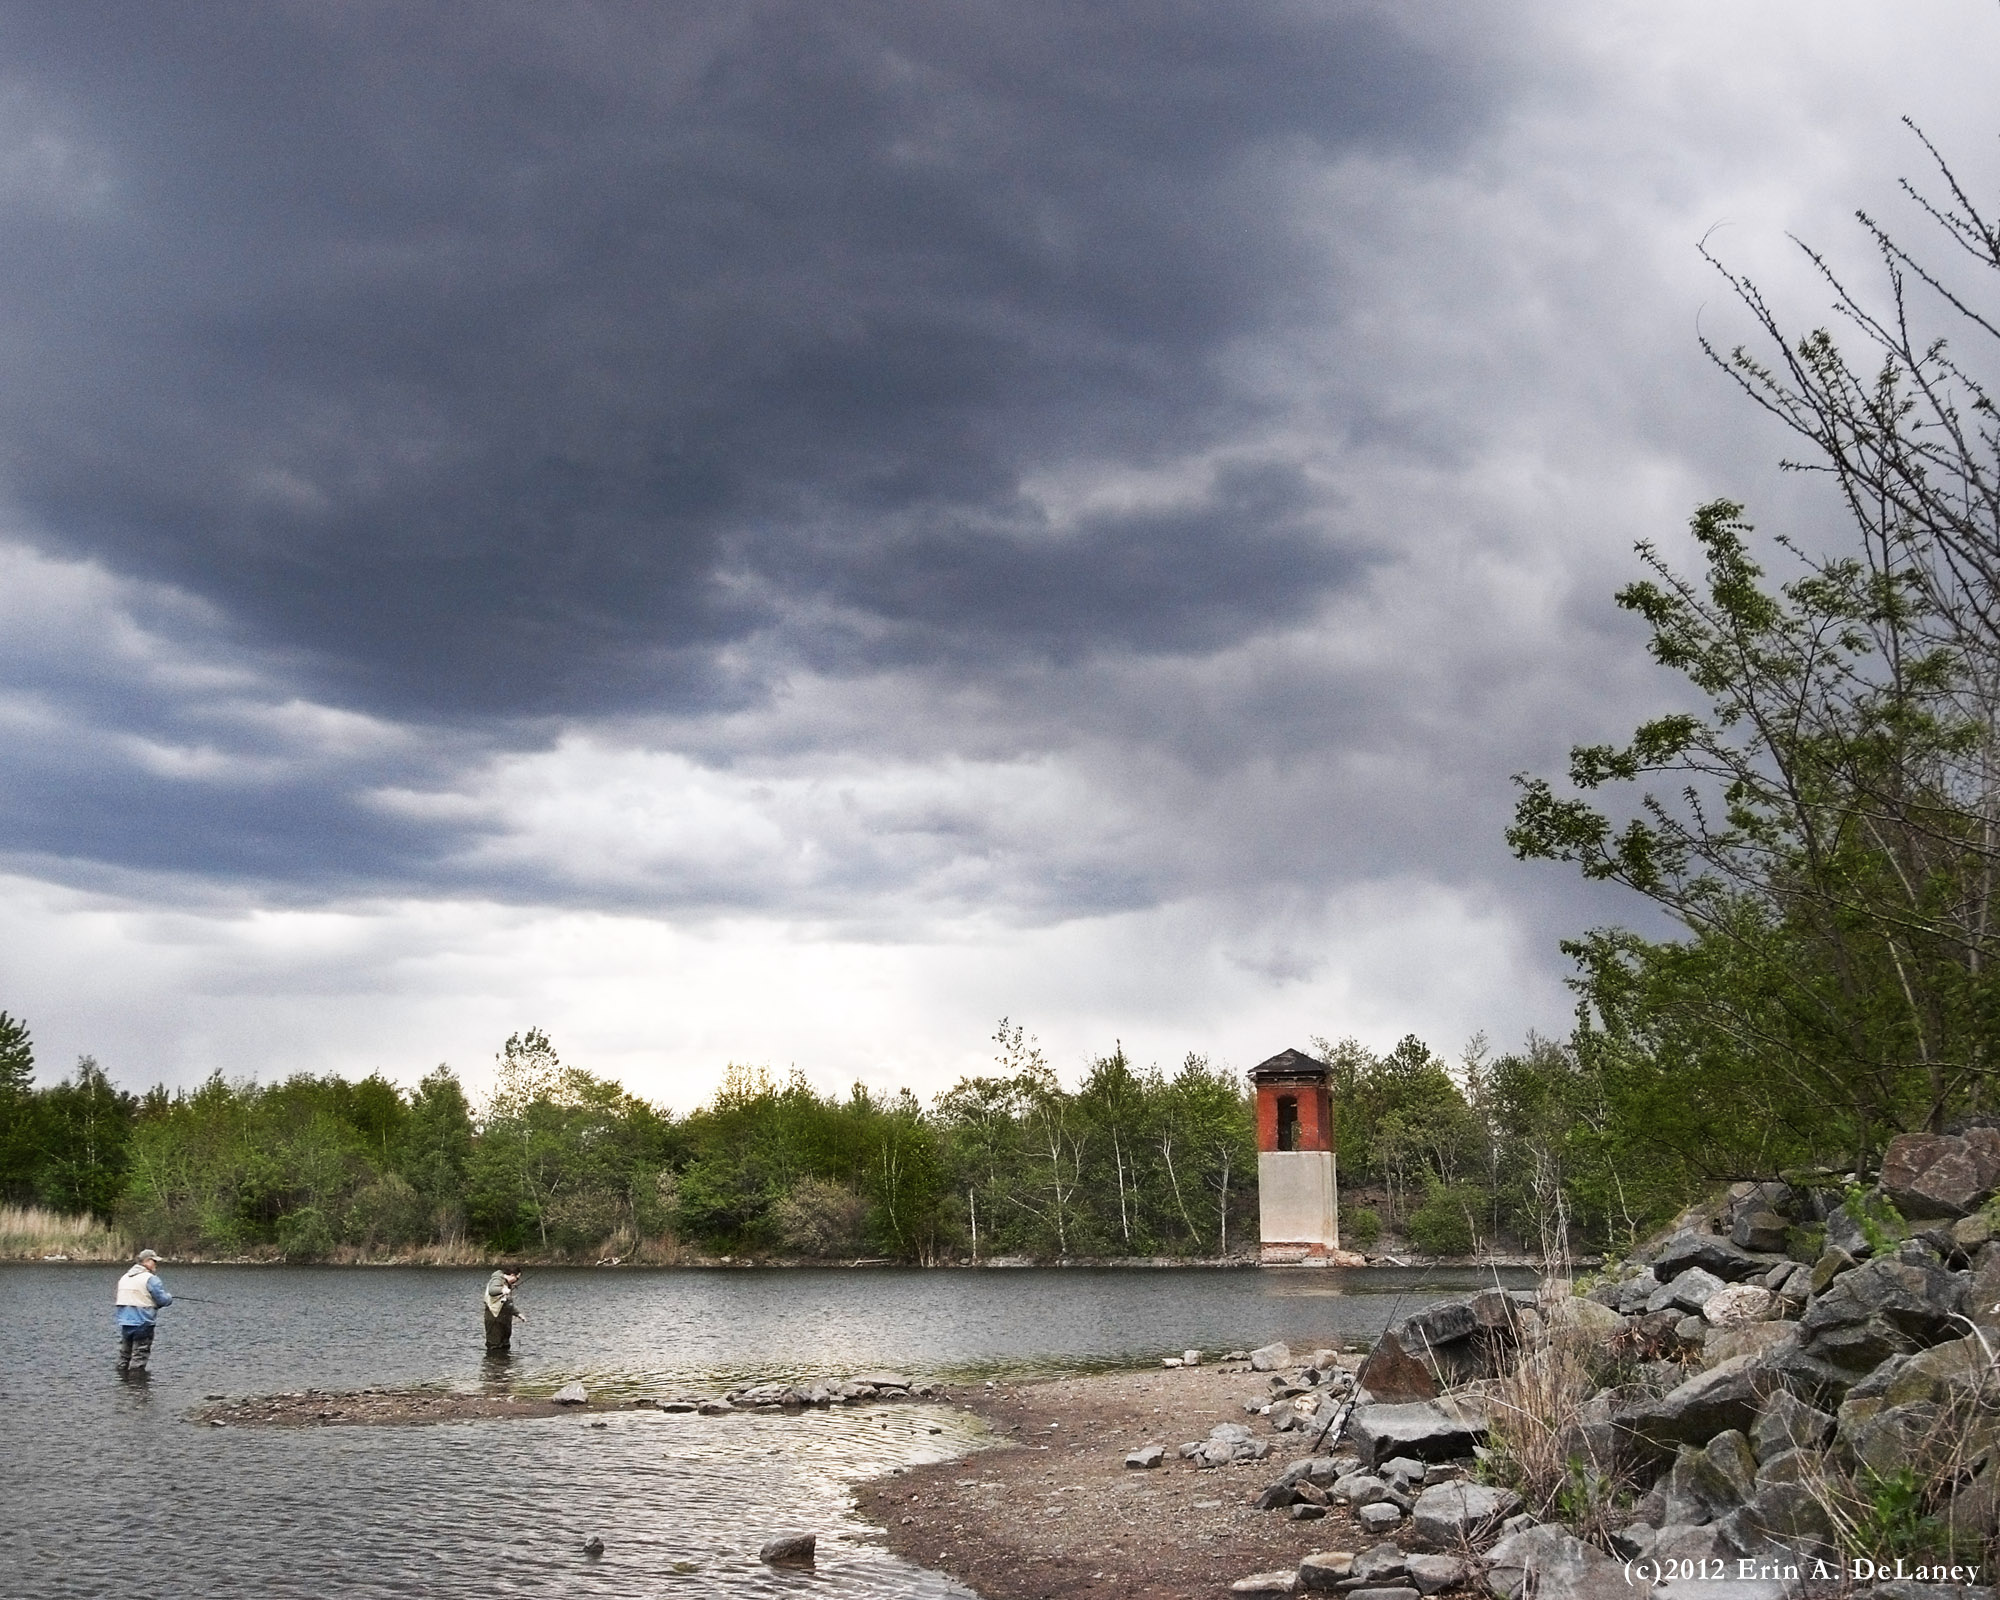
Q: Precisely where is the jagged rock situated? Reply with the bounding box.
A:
[1753,1446,1814,1486]
[1358,1502,1404,1533]
[1405,1554,1464,1595]
[551,1381,589,1405]
[1349,1589,1418,1600]
[1482,1523,1623,1600]
[1732,1209,1791,1253]
[1380,1456,1429,1488]
[1470,1288,1516,1331]
[1230,1572,1299,1595]
[1703,1283,1776,1326]
[1650,1228,1771,1283]
[1614,1351,1780,1455]
[853,1371,912,1390]
[1955,1213,1996,1252]
[1729,1482,1840,1556]
[1292,1481,1330,1507]
[1408,1481,1520,1550]
[1287,1502,1327,1521]
[1969,1246,2000,1334]
[1349,1397,1489,1468]
[1702,1322,1797,1370]
[582,1536,604,1557]
[1280,1456,1346,1486]
[1751,1389,1834,1460]
[1184,1350,1203,1366]
[1797,1251,1965,1383]
[697,1398,735,1414]
[1881,1131,2000,1219]
[1350,1541,1408,1582]
[1946,1465,2000,1542]
[1662,1429,1755,1525]
[1297,1552,1352,1594]
[1402,1300,1481,1348]
[1250,1342,1294,1372]
[1544,1297,1626,1342]
[1357,1329,1439,1403]
[1810,1246,1859,1294]
[1126,1444,1164,1468]
[1675,1314,1709,1348]
[1332,1472,1394,1506]
[1647,1265,1727,1315]
[1256,1483,1300,1511]
[1610,1271,1659,1314]
[759,1533,816,1566]
[1825,1203,1880,1259]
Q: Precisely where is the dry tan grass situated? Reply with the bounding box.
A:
[1481,1287,1641,1545]
[0,1203,128,1261]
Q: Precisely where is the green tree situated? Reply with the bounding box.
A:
[397,1065,475,1240]
[1076,1044,1149,1253]
[0,1011,39,1203]
[37,1057,135,1220]
[1510,501,1996,1181]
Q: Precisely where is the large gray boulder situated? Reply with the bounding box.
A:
[1357,1328,1441,1403]
[1750,1389,1834,1461]
[1731,1209,1790,1253]
[1650,1228,1773,1283]
[1481,1524,1624,1600]
[1614,1352,1781,1456]
[1250,1342,1294,1373]
[1790,1250,1965,1391]
[1349,1397,1489,1468]
[1646,1266,1726,1315]
[1408,1481,1519,1550]
[1661,1430,1755,1526]
[1702,1283,1776,1327]
[1349,1542,1408,1584]
[1401,1299,1480,1348]
[1880,1129,2000,1219]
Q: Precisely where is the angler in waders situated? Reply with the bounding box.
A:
[114,1249,174,1375]
[482,1267,525,1352]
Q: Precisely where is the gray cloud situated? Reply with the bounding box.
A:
[0,1,1490,718]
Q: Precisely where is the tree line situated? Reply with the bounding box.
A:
[0,1011,1652,1263]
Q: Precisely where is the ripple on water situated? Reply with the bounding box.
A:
[13,1405,989,1599]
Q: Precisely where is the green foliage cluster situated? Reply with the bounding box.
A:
[0,1017,1273,1262]
[1507,129,2000,1214]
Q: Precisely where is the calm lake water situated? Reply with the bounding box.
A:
[0,1262,1531,1599]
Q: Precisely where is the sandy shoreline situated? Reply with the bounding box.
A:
[856,1365,1377,1600]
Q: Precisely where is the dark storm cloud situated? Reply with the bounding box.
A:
[0,1,1492,717]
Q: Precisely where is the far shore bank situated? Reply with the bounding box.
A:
[6,1248,1559,1271]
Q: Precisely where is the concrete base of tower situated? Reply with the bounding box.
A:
[1256,1149,1338,1263]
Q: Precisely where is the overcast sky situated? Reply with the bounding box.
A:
[2,1,1996,1107]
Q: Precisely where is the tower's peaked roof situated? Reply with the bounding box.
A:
[1248,1047,1331,1083]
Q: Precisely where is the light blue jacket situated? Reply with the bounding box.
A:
[114,1270,172,1329]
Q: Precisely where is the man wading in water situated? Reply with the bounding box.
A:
[482,1267,525,1352]
[114,1249,174,1376]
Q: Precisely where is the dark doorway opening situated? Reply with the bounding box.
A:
[1276,1095,1299,1151]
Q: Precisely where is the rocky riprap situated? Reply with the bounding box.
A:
[1225,1131,2000,1599]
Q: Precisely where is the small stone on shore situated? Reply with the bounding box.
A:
[551,1381,589,1406]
